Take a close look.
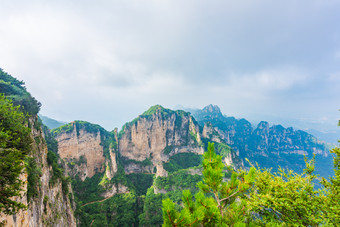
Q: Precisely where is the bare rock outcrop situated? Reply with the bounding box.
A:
[119,106,205,176]
[55,122,106,181]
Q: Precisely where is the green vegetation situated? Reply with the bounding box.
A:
[142,104,166,116]
[156,170,202,193]
[126,173,154,196]
[46,150,70,194]
[163,153,202,173]
[51,120,106,137]
[77,192,140,227]
[0,94,32,215]
[215,142,231,157]
[42,123,58,153]
[163,141,340,226]
[139,187,165,227]
[25,157,42,200]
[72,173,105,205]
[0,68,41,115]
[163,145,173,155]
[121,157,153,167]
[51,122,74,135]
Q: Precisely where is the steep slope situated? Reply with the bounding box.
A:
[191,104,333,176]
[119,105,241,176]
[0,69,76,226]
[119,105,242,226]
[52,121,132,226]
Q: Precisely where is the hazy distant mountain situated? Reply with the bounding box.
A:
[39,114,66,129]
[305,128,339,145]
[189,104,334,178]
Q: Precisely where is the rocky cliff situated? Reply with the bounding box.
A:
[0,117,76,227]
[0,69,76,226]
[47,105,241,226]
[119,105,241,177]
[54,122,106,181]
[191,104,333,175]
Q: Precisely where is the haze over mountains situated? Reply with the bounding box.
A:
[1,67,337,226]
[41,104,333,177]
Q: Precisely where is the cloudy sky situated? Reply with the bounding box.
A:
[1,0,339,133]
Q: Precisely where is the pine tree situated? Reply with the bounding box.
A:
[162,143,256,226]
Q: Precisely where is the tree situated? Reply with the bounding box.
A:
[248,157,324,226]
[162,142,256,226]
[320,119,340,225]
[163,140,340,226]
[0,94,32,215]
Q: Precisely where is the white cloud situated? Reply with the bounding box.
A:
[0,0,339,131]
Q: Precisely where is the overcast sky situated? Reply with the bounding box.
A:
[0,0,339,132]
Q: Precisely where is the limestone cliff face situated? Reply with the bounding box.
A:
[119,106,205,177]
[54,122,106,181]
[119,105,242,177]
[0,116,76,227]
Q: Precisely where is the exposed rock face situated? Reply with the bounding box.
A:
[101,184,129,199]
[119,105,242,177]
[55,122,106,180]
[191,105,332,174]
[0,116,76,227]
[105,148,118,180]
[119,106,205,176]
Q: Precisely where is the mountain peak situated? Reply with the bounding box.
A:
[142,105,166,116]
[202,104,222,114]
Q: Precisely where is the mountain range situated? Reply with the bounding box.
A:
[1,68,336,226]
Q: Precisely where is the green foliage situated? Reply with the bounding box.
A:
[162,143,257,226]
[248,160,324,226]
[46,149,70,194]
[77,192,139,227]
[51,120,107,137]
[72,173,106,205]
[163,145,173,155]
[139,187,165,227]
[79,193,137,226]
[121,157,153,167]
[162,138,340,226]
[321,145,340,225]
[0,94,32,215]
[25,157,42,201]
[47,150,63,184]
[51,122,74,135]
[163,153,202,173]
[126,173,154,196]
[0,69,41,115]
[41,123,58,153]
[142,105,166,117]
[215,142,231,157]
[155,170,202,192]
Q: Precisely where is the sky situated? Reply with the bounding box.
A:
[0,0,339,135]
